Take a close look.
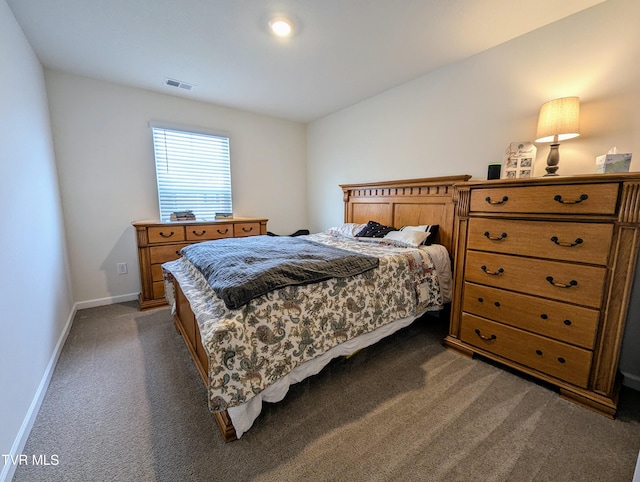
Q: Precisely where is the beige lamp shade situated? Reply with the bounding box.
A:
[535,96,580,143]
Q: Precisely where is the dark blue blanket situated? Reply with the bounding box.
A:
[181,235,379,310]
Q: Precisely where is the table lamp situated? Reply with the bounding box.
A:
[535,97,580,176]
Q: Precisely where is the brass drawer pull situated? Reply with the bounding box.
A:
[159,231,174,238]
[485,195,508,205]
[474,329,496,341]
[242,227,254,232]
[553,193,589,204]
[481,265,504,275]
[550,236,583,247]
[217,228,229,235]
[192,230,206,236]
[546,276,578,288]
[484,231,508,241]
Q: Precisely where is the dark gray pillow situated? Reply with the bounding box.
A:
[355,221,397,238]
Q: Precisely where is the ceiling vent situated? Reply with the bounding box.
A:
[164,78,195,91]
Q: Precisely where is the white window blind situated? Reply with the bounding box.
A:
[151,126,232,222]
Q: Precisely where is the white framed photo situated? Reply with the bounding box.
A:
[503,142,537,179]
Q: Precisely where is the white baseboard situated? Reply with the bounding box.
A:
[75,292,138,310]
[1,292,139,482]
[622,371,640,392]
[1,291,636,482]
[0,303,77,482]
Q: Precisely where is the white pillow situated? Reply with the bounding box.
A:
[327,223,367,238]
[400,224,439,245]
[383,230,429,247]
[401,225,430,232]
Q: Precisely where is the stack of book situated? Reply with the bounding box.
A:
[170,210,196,221]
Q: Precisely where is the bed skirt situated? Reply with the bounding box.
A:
[228,311,427,438]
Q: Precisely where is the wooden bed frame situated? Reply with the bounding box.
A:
[171,175,471,442]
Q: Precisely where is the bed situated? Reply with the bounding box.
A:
[162,175,471,441]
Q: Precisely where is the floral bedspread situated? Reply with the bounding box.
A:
[163,232,442,412]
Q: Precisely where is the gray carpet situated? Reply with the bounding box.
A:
[12,302,640,481]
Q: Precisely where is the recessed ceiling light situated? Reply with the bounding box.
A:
[269,17,293,37]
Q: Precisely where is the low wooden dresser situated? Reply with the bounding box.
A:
[445,173,640,417]
[132,218,268,309]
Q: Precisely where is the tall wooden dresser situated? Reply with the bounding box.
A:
[445,173,640,417]
[132,218,268,309]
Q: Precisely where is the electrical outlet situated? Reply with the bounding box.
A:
[116,262,128,275]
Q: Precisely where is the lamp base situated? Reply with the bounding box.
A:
[544,143,561,176]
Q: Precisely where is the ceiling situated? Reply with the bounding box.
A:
[8,0,605,123]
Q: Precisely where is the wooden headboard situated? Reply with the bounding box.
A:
[340,175,472,256]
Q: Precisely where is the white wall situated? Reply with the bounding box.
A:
[307,0,640,387]
[2,4,639,474]
[0,1,74,479]
[45,72,308,305]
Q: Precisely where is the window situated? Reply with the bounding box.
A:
[151,125,232,222]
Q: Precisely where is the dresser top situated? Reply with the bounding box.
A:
[132,217,268,227]
[459,172,640,188]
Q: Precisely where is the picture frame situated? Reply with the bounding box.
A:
[503,142,537,179]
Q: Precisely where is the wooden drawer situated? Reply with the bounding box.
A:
[464,250,606,308]
[467,218,613,265]
[460,313,592,388]
[153,280,165,299]
[149,244,188,264]
[147,226,185,244]
[234,222,260,237]
[462,283,599,349]
[469,183,619,215]
[134,218,268,310]
[185,224,233,241]
[151,263,164,282]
